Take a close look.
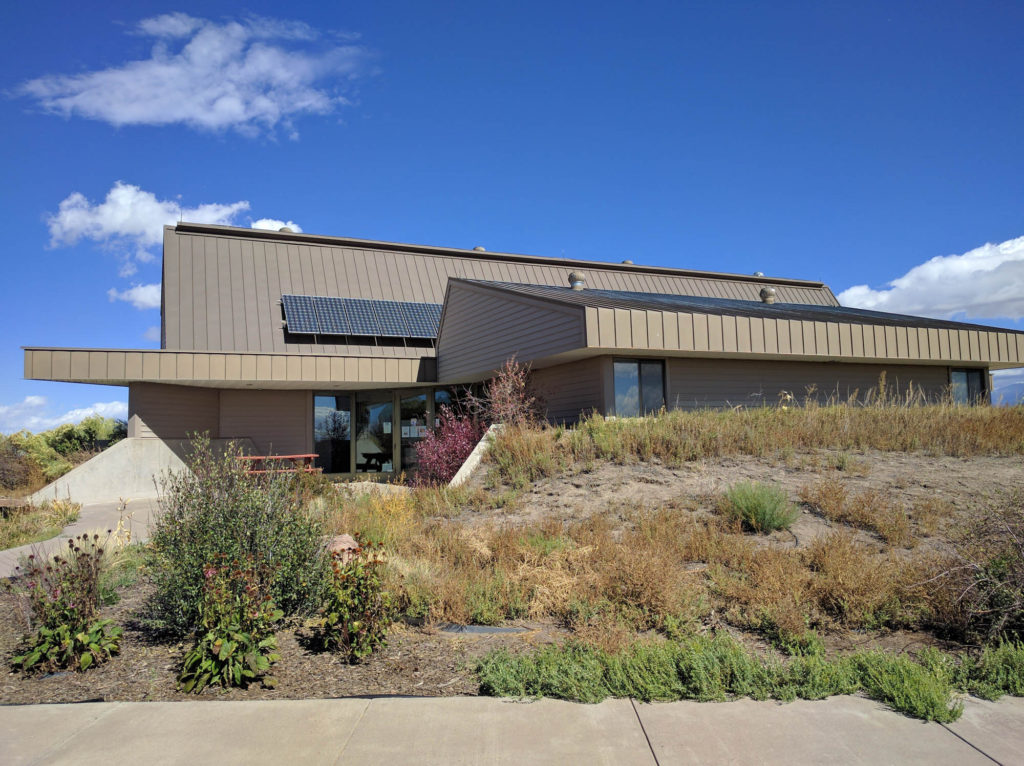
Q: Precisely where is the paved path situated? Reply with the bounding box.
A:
[0,499,157,578]
[1,695,1020,765]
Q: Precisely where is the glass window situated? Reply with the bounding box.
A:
[314,394,350,474]
[951,368,985,405]
[355,393,393,473]
[640,361,665,414]
[614,361,640,417]
[434,386,464,426]
[614,360,665,416]
[400,392,429,472]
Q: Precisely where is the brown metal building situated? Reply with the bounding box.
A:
[24,223,1024,480]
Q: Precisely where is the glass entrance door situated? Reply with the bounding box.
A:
[355,392,394,473]
[313,394,351,474]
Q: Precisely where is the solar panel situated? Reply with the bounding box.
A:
[281,293,442,338]
[374,300,410,337]
[404,302,442,338]
[281,294,319,334]
[344,298,381,336]
[313,297,350,335]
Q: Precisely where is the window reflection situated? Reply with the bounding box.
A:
[314,394,350,473]
[614,360,664,416]
[355,393,393,472]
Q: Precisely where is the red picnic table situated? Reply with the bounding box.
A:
[234,453,322,475]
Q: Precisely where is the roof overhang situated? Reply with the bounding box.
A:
[24,348,437,390]
[436,281,1024,382]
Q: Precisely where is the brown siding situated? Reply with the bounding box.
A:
[128,383,220,439]
[532,357,606,424]
[437,284,587,382]
[665,359,951,409]
[219,390,310,454]
[163,228,837,353]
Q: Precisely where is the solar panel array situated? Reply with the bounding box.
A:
[282,294,442,338]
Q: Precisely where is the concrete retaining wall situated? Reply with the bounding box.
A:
[28,438,257,506]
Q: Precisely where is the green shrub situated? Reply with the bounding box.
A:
[146,438,328,636]
[855,651,963,722]
[962,641,1024,699]
[476,633,964,721]
[719,481,800,533]
[178,556,282,693]
[311,540,395,663]
[7,534,122,673]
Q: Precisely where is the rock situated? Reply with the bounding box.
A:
[326,534,360,562]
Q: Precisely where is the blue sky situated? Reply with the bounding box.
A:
[2,1,1024,431]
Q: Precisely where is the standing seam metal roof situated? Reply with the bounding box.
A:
[454,280,1024,336]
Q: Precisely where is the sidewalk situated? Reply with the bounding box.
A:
[1,695,1020,765]
[0,499,157,578]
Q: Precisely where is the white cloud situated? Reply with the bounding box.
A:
[0,397,128,434]
[48,180,249,277]
[143,326,161,342]
[108,284,161,310]
[49,181,249,250]
[838,235,1024,321]
[251,218,303,233]
[20,14,368,137]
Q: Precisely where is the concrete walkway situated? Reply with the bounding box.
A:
[1,695,1020,765]
[0,499,157,578]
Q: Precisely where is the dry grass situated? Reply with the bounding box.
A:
[799,479,915,547]
[0,499,80,550]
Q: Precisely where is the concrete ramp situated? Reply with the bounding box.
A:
[29,438,257,506]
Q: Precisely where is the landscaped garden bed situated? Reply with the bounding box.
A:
[3,396,1024,721]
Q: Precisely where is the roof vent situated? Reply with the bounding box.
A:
[622,259,634,265]
[473,246,486,252]
[752,271,764,277]
[569,271,586,291]
[759,286,777,304]
[279,226,294,233]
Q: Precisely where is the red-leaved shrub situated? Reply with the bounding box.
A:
[413,407,485,486]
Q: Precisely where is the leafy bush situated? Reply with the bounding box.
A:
[468,357,546,427]
[311,538,396,662]
[7,534,122,673]
[179,556,282,693]
[146,439,328,636]
[719,481,799,533]
[413,406,485,486]
[0,437,37,491]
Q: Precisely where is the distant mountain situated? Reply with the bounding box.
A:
[992,381,1024,406]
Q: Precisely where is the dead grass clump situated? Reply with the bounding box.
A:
[800,479,914,547]
[710,546,817,644]
[805,532,914,628]
[909,497,953,537]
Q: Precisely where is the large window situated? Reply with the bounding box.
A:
[951,368,985,405]
[313,395,351,474]
[400,392,429,473]
[614,360,665,416]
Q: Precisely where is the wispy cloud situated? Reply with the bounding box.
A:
[20,13,369,138]
[0,396,128,434]
[143,326,161,342]
[838,235,1024,321]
